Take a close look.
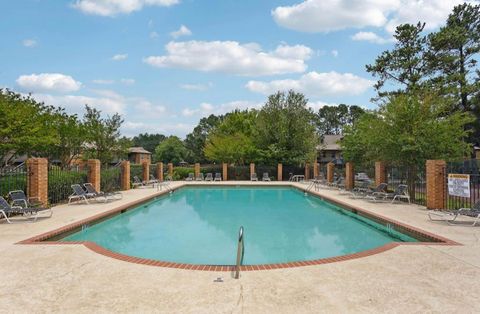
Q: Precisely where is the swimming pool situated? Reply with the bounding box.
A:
[60,186,418,265]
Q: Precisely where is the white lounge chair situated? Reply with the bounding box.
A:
[262,173,271,181]
[251,173,258,181]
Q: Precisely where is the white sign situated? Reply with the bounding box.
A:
[448,174,470,198]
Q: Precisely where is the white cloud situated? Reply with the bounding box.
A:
[170,25,192,38]
[179,82,212,91]
[182,100,262,117]
[307,101,337,111]
[112,53,128,61]
[331,50,338,57]
[144,41,312,76]
[351,31,393,44]
[72,0,179,17]
[245,71,373,97]
[272,0,474,34]
[22,39,37,48]
[122,121,192,137]
[92,79,114,85]
[150,31,159,39]
[121,78,135,85]
[16,73,82,93]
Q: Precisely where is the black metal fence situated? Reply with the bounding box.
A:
[445,160,480,210]
[256,165,277,181]
[385,164,426,205]
[0,163,28,198]
[130,164,143,182]
[282,164,305,181]
[227,165,250,180]
[48,164,88,205]
[100,165,122,192]
[149,164,158,179]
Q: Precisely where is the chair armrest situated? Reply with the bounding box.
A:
[12,199,28,208]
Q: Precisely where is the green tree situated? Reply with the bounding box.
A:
[366,23,428,98]
[49,111,85,168]
[131,133,166,154]
[82,105,128,164]
[256,91,318,165]
[342,93,474,167]
[154,136,188,164]
[184,114,223,163]
[316,104,365,136]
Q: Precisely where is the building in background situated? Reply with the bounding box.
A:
[128,147,152,164]
[317,135,343,166]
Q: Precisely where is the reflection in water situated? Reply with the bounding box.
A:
[64,187,415,265]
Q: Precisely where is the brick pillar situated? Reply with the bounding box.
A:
[168,163,173,177]
[305,162,310,180]
[142,161,150,182]
[194,163,200,179]
[277,164,283,181]
[157,162,164,182]
[375,161,387,186]
[250,163,255,178]
[345,162,354,190]
[313,162,319,178]
[121,161,130,190]
[426,160,446,210]
[26,158,48,206]
[87,159,101,192]
[222,163,228,181]
[327,162,335,183]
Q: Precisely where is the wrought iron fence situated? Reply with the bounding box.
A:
[130,164,143,182]
[282,164,305,181]
[100,165,122,192]
[0,163,28,198]
[227,165,250,180]
[48,164,88,205]
[445,160,480,210]
[385,164,426,205]
[149,164,158,179]
[256,165,277,181]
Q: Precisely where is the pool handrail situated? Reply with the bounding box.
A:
[235,226,244,279]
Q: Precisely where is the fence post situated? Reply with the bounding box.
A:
[375,161,387,186]
[327,162,334,183]
[26,158,48,206]
[157,162,164,182]
[305,162,310,180]
[426,160,446,210]
[345,162,354,190]
[121,161,130,190]
[313,162,318,178]
[87,159,101,192]
[194,163,200,179]
[222,163,228,181]
[168,163,173,178]
[142,161,150,182]
[278,163,283,181]
[250,163,255,179]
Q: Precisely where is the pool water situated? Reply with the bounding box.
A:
[63,187,417,265]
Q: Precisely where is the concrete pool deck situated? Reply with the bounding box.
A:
[1,181,479,313]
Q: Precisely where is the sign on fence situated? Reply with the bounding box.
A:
[448,174,470,198]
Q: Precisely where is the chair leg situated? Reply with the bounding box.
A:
[0,210,12,224]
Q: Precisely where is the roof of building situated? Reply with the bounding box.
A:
[128,147,152,154]
[317,134,343,151]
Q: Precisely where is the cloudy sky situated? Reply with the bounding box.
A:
[0,0,469,137]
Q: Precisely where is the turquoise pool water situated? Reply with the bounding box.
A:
[63,187,417,265]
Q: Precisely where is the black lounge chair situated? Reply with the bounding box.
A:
[205,173,213,181]
[0,196,48,223]
[429,200,480,226]
[8,190,53,217]
[350,182,387,199]
[132,176,145,188]
[68,184,95,204]
[83,183,122,201]
[251,173,258,181]
[262,173,271,182]
[214,173,222,181]
[367,184,410,203]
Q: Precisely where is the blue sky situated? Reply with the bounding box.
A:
[0,0,468,137]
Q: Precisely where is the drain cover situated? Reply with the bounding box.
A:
[213,277,223,282]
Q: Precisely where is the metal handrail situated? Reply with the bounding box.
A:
[235,226,244,279]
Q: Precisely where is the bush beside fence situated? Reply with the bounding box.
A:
[48,165,88,205]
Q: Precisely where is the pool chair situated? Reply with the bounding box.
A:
[0,196,48,223]
[262,173,271,181]
[83,183,122,201]
[148,175,159,185]
[250,173,258,181]
[6,191,52,221]
[205,173,213,181]
[327,176,343,189]
[69,184,100,204]
[196,173,204,181]
[350,182,387,199]
[214,173,222,181]
[132,176,145,188]
[186,173,194,181]
[428,200,480,226]
[367,184,410,203]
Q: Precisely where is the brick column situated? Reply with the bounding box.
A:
[87,159,101,192]
[222,163,228,181]
[426,160,446,210]
[157,162,164,182]
[345,162,355,190]
[168,163,173,177]
[194,163,200,179]
[26,158,48,206]
[277,164,283,181]
[313,162,319,178]
[250,163,255,179]
[121,161,130,190]
[375,161,387,186]
[305,162,310,180]
[327,162,335,183]
[142,161,150,182]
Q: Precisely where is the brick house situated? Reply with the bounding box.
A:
[128,147,152,164]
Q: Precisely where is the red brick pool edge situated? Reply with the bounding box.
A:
[17,183,461,271]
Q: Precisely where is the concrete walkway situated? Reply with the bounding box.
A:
[1,181,479,313]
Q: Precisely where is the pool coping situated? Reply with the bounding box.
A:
[17,183,461,271]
